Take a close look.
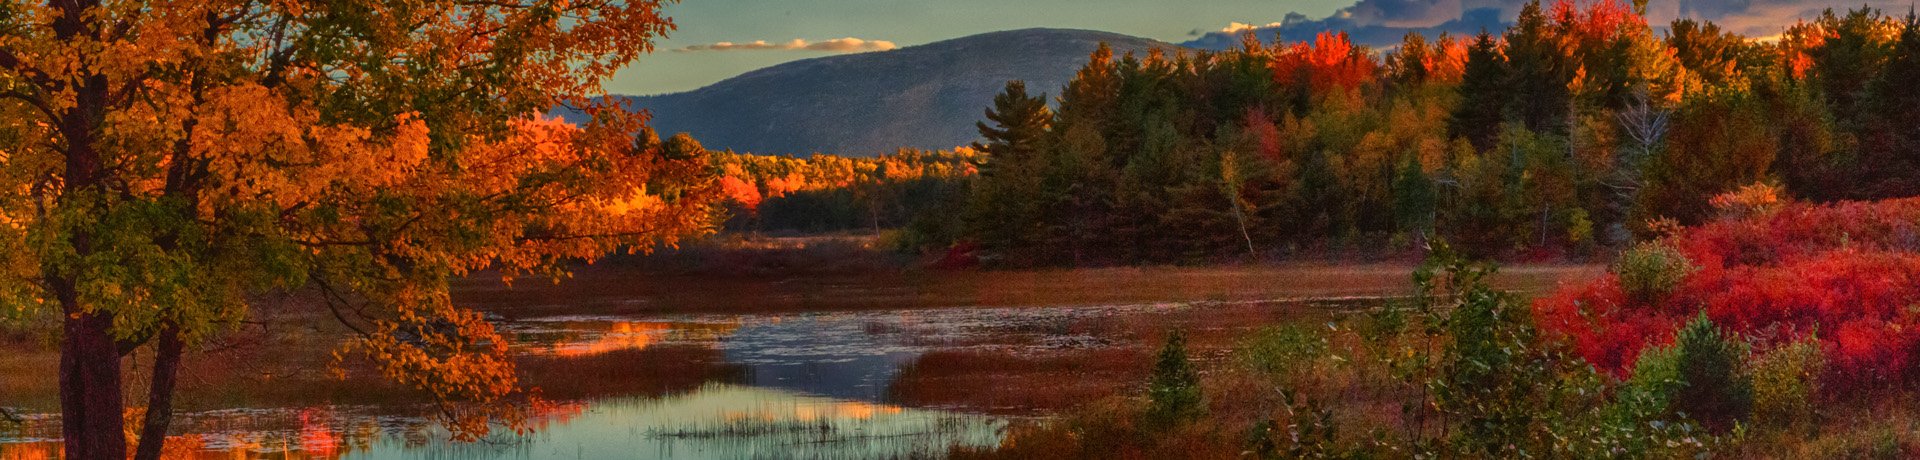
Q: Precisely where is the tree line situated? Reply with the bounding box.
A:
[941,0,1920,266]
[710,145,977,234]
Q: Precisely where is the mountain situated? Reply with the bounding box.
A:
[599,28,1179,156]
[1179,8,1509,51]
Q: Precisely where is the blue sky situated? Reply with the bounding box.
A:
[606,0,1899,96]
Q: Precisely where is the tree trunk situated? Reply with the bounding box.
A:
[57,291,127,460]
[49,1,127,457]
[133,326,184,460]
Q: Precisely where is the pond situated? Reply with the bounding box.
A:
[0,299,1365,459]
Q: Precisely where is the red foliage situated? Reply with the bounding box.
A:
[1424,35,1470,83]
[931,241,984,270]
[1550,0,1643,45]
[1534,198,1920,393]
[1270,31,1375,93]
[717,175,763,210]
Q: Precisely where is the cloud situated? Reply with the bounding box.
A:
[1185,8,1505,50]
[1186,0,1916,52]
[676,37,898,53]
[1338,0,1470,28]
[1221,21,1286,34]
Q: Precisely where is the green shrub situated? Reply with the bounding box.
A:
[1240,323,1330,382]
[1624,344,1685,411]
[1146,330,1204,427]
[1417,249,1715,457]
[1751,339,1823,431]
[1244,390,1358,459]
[1673,313,1753,431]
[1613,241,1696,303]
[1576,343,1717,457]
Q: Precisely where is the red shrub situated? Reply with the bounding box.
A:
[1534,197,1920,394]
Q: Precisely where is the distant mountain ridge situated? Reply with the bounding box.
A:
[591,28,1179,156]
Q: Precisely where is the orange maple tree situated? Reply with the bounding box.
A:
[0,1,716,458]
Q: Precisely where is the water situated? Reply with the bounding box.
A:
[0,300,1336,459]
[352,384,1005,459]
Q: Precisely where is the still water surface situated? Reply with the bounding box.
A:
[2,301,1277,459]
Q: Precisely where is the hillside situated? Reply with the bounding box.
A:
[600,28,1179,156]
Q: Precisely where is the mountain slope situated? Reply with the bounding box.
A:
[607,28,1178,156]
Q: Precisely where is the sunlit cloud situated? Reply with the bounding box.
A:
[675,37,899,53]
[1220,21,1285,34]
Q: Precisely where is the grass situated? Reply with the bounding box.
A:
[454,261,1599,318]
[888,348,1149,415]
[0,247,1602,456]
[955,306,1920,459]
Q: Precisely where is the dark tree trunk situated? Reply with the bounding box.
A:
[133,327,184,460]
[49,0,131,458]
[57,292,127,460]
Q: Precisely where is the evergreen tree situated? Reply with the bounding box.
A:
[964,81,1054,260]
[1393,156,1438,243]
[1057,43,1123,137]
[1147,330,1205,427]
[1504,1,1575,134]
[1807,7,1892,127]
[1859,13,1920,197]
[1451,32,1509,151]
[970,81,1053,177]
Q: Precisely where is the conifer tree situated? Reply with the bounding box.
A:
[971,81,1053,177]
[1504,1,1575,134]
[1860,13,1920,197]
[1451,32,1509,151]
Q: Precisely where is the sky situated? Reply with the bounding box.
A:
[607,0,1906,96]
[607,0,1351,95]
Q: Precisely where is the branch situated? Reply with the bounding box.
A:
[0,90,62,124]
[0,47,54,89]
[312,275,374,338]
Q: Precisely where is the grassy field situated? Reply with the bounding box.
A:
[455,262,1601,318]
[0,251,1603,460]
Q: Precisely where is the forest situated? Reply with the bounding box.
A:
[897,0,1920,266]
[14,0,1920,458]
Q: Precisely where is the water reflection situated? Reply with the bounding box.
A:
[513,319,741,357]
[0,384,1002,459]
[4,300,1328,459]
[377,384,1002,460]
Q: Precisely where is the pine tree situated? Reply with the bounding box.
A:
[970,81,1053,177]
[1859,13,1920,197]
[1451,32,1509,151]
[1057,43,1122,138]
[1393,156,1438,244]
[1504,1,1574,134]
[1146,330,1205,427]
[964,82,1054,260]
[1807,7,1893,127]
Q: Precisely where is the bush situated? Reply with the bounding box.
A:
[1622,343,1684,415]
[1708,182,1786,221]
[1243,390,1355,459]
[1413,251,1712,457]
[1672,313,1752,432]
[1612,241,1695,304]
[1751,339,1823,432]
[1535,197,1920,395]
[1146,330,1204,427]
[1240,323,1329,383]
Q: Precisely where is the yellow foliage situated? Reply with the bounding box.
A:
[0,0,712,447]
